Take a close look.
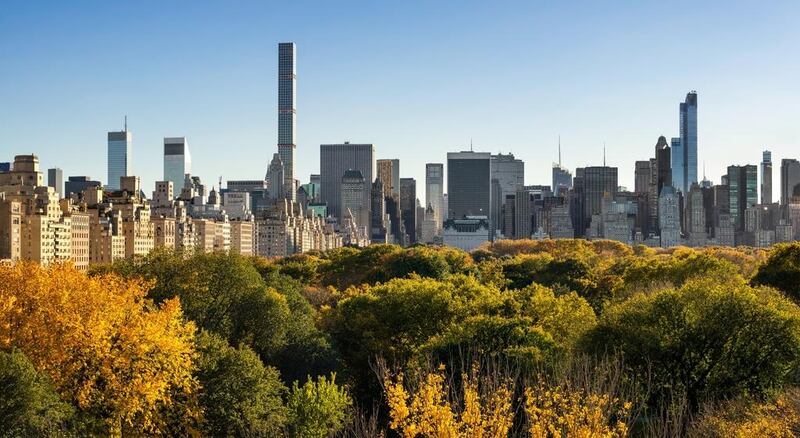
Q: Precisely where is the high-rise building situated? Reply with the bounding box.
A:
[267,153,285,200]
[781,159,800,205]
[634,161,651,194]
[655,136,672,197]
[320,143,375,222]
[727,164,758,231]
[163,137,191,195]
[659,185,681,247]
[376,159,400,199]
[447,151,491,220]
[552,143,572,196]
[576,166,618,235]
[400,178,417,244]
[341,170,369,232]
[277,42,296,201]
[107,127,132,190]
[425,163,444,232]
[761,150,773,205]
[491,153,524,237]
[47,167,63,198]
[674,92,698,193]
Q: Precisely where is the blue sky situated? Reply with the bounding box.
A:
[2,1,799,203]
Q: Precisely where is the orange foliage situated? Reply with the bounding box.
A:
[0,262,199,434]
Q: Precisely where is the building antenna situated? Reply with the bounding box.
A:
[703,161,706,180]
[558,135,562,167]
[124,115,127,132]
[470,138,473,152]
[603,142,606,167]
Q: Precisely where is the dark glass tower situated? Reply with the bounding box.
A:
[447,151,491,220]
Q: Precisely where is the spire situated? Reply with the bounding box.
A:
[470,138,473,152]
[558,135,562,167]
[124,115,127,132]
[603,142,606,167]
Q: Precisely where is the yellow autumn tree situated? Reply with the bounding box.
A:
[524,382,631,438]
[0,262,199,435]
[384,364,513,438]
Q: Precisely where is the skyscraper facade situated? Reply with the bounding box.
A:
[727,164,757,231]
[761,150,772,205]
[425,163,444,231]
[579,166,618,231]
[320,143,375,222]
[163,137,191,194]
[670,137,681,190]
[781,158,800,205]
[340,169,368,231]
[107,129,132,190]
[676,92,698,193]
[376,159,400,199]
[447,151,491,220]
[400,178,417,243]
[277,42,296,200]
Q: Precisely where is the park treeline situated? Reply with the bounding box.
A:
[2,240,800,436]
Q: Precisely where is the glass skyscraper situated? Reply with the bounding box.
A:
[163,137,191,195]
[277,42,296,200]
[107,129,132,190]
[447,151,491,220]
[727,164,757,230]
[676,92,698,194]
[320,143,375,222]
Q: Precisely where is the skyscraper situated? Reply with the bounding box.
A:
[727,164,757,231]
[552,142,572,196]
[277,42,296,200]
[447,151,491,220]
[376,159,400,199]
[655,136,672,197]
[579,166,618,231]
[163,137,191,194]
[490,153,524,237]
[107,125,132,190]
[47,167,63,197]
[400,178,417,244]
[320,143,375,222]
[341,169,368,231]
[781,158,800,205]
[675,92,698,193]
[761,150,772,205]
[634,161,650,194]
[425,163,444,231]
[267,153,285,200]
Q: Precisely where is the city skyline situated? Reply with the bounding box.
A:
[2,2,800,206]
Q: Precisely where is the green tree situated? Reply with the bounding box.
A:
[752,242,800,299]
[583,278,800,411]
[0,349,73,437]
[195,331,288,436]
[287,374,352,438]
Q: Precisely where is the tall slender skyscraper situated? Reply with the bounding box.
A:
[107,120,132,190]
[164,137,191,194]
[377,159,400,199]
[761,150,772,205]
[675,91,698,194]
[277,42,296,200]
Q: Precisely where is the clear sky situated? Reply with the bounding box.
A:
[2,1,799,204]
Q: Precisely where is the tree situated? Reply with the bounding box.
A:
[287,374,352,438]
[195,331,288,436]
[0,262,199,435]
[0,349,73,437]
[752,242,800,299]
[583,278,800,411]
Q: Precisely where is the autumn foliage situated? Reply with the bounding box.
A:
[0,262,198,435]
